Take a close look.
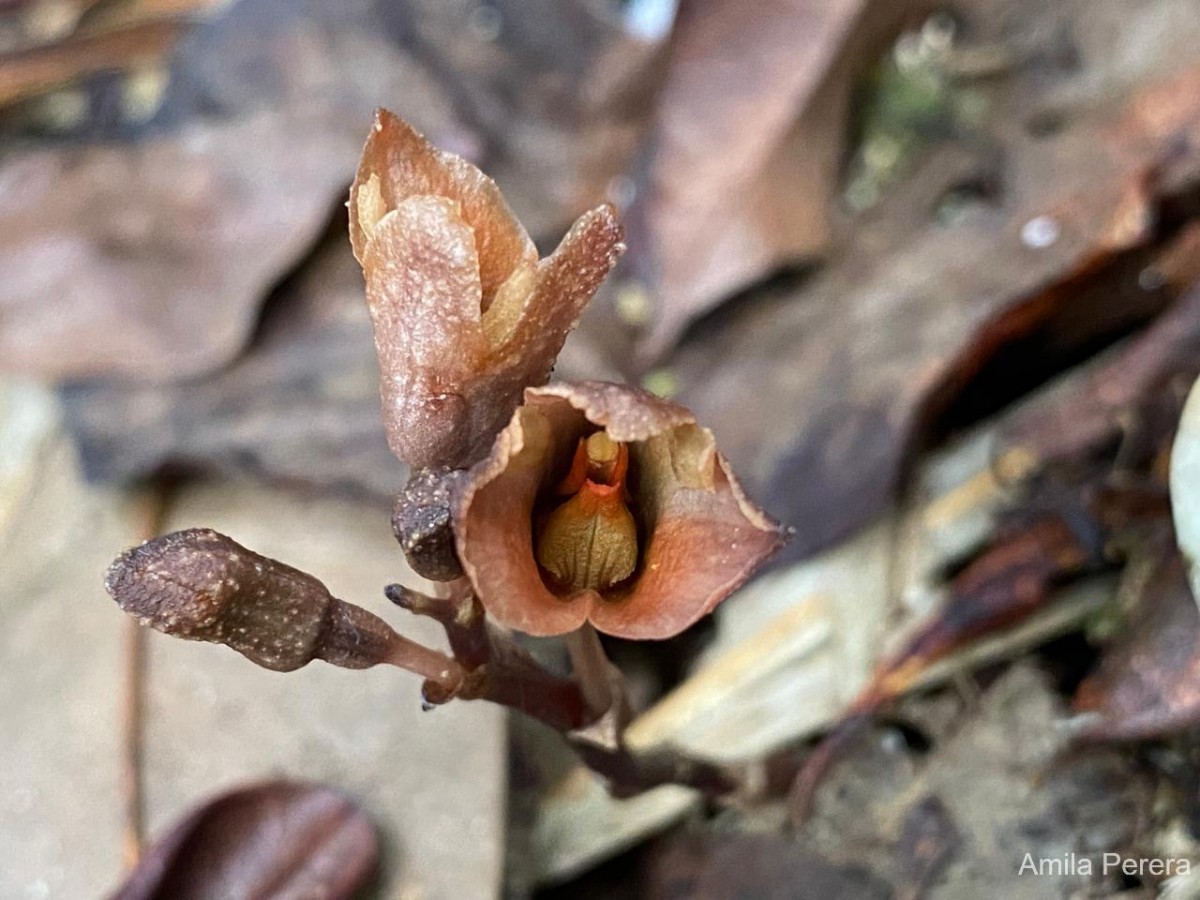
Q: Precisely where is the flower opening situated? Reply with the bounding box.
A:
[455,381,785,639]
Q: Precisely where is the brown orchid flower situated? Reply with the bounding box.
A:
[348,109,625,470]
[454,381,785,640]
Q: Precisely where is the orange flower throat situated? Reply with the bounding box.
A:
[535,432,639,593]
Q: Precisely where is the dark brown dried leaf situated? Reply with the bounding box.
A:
[1001,243,1200,467]
[109,781,378,900]
[1074,551,1200,740]
[911,518,1089,662]
[628,0,930,356]
[672,61,1200,562]
[863,513,1099,705]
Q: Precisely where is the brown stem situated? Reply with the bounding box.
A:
[565,623,614,719]
[120,617,144,871]
[120,483,174,870]
[380,632,464,691]
[386,580,741,797]
[388,580,590,731]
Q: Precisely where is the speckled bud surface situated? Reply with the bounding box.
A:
[105,528,395,671]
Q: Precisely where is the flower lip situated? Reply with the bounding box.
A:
[454,381,785,640]
[535,431,639,595]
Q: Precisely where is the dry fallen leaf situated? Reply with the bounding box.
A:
[627,0,931,357]
[58,236,404,497]
[0,111,361,381]
[0,0,656,384]
[1074,549,1200,741]
[1002,265,1200,469]
[671,61,1200,562]
[110,781,378,900]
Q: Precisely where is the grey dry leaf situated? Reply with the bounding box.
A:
[0,112,359,382]
[672,60,1200,563]
[60,238,403,500]
[349,109,625,470]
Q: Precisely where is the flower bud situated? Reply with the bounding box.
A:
[392,467,466,582]
[106,529,397,672]
[349,110,625,469]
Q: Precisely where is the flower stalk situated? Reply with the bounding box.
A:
[564,623,621,723]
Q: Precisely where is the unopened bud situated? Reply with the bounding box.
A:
[106,529,398,672]
[392,467,465,582]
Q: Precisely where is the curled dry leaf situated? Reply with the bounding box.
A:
[1073,552,1200,740]
[349,109,625,469]
[871,514,1098,699]
[1003,237,1200,468]
[453,380,784,639]
[628,0,926,356]
[110,781,378,900]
